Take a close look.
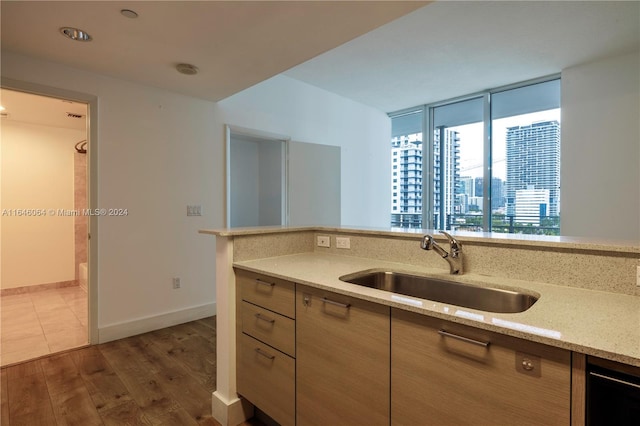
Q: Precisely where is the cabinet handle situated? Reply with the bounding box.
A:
[255,279,275,287]
[438,329,490,348]
[254,313,275,324]
[322,297,351,309]
[254,347,275,360]
[589,372,640,390]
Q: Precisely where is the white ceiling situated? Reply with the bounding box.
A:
[1,1,638,118]
[0,0,426,102]
[286,0,640,112]
[1,88,87,130]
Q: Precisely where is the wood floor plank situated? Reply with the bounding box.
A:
[5,357,42,380]
[99,338,182,424]
[137,334,218,424]
[188,319,217,343]
[98,399,152,426]
[40,353,103,425]
[69,346,133,413]
[6,362,56,425]
[1,368,10,426]
[145,329,216,391]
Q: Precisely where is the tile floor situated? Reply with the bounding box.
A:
[0,285,88,366]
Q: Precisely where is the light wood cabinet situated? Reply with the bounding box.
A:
[236,269,296,426]
[295,284,390,426]
[391,308,571,426]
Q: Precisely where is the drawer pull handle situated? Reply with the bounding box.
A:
[255,347,275,360]
[255,279,275,287]
[322,297,351,309]
[589,372,640,390]
[438,329,490,348]
[254,313,275,324]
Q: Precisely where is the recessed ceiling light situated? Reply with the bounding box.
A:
[60,27,92,42]
[0,106,5,111]
[120,9,138,19]
[176,63,199,76]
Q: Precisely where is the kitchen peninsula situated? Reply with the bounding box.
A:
[201,226,640,425]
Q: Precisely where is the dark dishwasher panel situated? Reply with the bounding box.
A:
[587,358,640,426]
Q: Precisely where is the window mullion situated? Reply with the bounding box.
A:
[483,92,492,232]
[424,106,434,230]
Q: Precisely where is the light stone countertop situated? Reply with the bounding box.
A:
[234,252,640,367]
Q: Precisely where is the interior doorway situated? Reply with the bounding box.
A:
[226,126,288,228]
[0,88,90,365]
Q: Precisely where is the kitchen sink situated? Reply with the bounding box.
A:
[339,270,538,313]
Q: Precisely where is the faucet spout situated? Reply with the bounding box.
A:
[420,231,464,274]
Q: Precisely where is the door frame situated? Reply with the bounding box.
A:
[1,77,99,344]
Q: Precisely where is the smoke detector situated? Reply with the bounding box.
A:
[176,63,199,76]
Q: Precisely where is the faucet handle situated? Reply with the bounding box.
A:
[439,231,462,252]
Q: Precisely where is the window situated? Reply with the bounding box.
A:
[390,109,423,229]
[432,97,484,231]
[389,77,560,235]
[491,80,560,235]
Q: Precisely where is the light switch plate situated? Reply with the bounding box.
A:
[187,205,202,216]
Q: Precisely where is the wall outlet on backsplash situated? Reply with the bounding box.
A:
[317,236,330,248]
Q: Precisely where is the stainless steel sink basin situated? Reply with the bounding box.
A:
[339,270,538,313]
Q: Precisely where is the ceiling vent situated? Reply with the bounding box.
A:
[0,111,10,119]
[67,112,84,119]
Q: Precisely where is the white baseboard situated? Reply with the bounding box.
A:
[98,302,216,343]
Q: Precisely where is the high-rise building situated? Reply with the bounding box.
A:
[515,187,550,225]
[434,127,460,229]
[391,135,422,228]
[505,121,560,219]
[473,177,505,211]
[389,127,460,229]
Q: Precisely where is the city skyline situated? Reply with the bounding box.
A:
[391,110,561,233]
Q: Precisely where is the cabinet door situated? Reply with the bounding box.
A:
[391,308,571,426]
[237,334,295,426]
[296,285,390,426]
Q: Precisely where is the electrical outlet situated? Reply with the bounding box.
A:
[317,235,330,248]
[336,237,351,249]
[173,277,181,289]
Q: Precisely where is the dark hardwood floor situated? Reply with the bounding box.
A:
[1,317,264,426]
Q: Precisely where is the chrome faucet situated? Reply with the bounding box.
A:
[420,231,463,274]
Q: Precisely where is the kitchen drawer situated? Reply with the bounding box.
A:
[242,301,295,357]
[238,333,295,426]
[237,270,295,318]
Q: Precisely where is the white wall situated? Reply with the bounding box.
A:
[215,74,391,228]
[229,135,284,227]
[561,51,640,240]
[2,52,390,339]
[1,121,83,288]
[229,136,260,227]
[289,141,341,226]
[2,52,219,335]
